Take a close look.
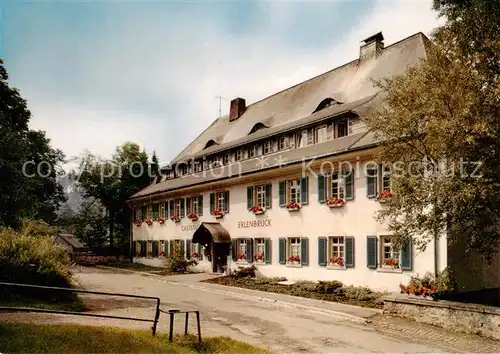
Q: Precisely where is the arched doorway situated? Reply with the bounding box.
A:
[192,222,231,273]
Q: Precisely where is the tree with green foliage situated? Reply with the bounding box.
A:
[0,59,66,228]
[366,2,500,260]
[75,142,155,248]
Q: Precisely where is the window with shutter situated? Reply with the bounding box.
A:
[367,236,378,269]
[278,238,286,264]
[318,175,325,203]
[279,181,286,206]
[366,165,378,198]
[300,177,309,205]
[231,239,238,261]
[210,193,215,214]
[254,238,266,263]
[246,238,254,263]
[179,240,185,259]
[265,184,272,209]
[186,240,192,259]
[326,123,334,140]
[264,238,271,264]
[168,200,174,218]
[224,191,230,213]
[401,237,412,271]
[344,169,354,200]
[344,237,354,268]
[300,237,309,265]
[318,237,327,266]
[247,186,254,210]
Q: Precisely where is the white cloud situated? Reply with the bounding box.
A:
[21,0,443,168]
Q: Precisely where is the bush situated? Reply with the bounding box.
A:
[231,265,256,278]
[315,280,344,294]
[399,269,455,299]
[342,286,380,301]
[254,276,286,285]
[293,280,318,292]
[165,256,198,274]
[0,220,74,301]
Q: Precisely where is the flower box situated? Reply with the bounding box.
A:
[328,257,344,267]
[147,252,152,258]
[382,258,399,269]
[145,219,153,226]
[237,254,247,261]
[134,219,142,227]
[288,255,300,264]
[253,253,265,263]
[187,213,199,221]
[213,209,224,219]
[159,252,165,258]
[249,206,265,215]
[326,197,345,208]
[157,217,166,224]
[286,202,301,211]
[170,215,181,223]
[377,190,393,203]
[192,252,199,258]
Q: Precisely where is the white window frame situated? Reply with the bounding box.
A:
[381,236,400,268]
[296,130,308,148]
[235,149,242,161]
[279,136,289,150]
[289,179,301,203]
[315,125,327,144]
[382,165,392,192]
[254,238,266,263]
[256,185,266,207]
[193,162,202,173]
[249,145,257,158]
[337,119,348,138]
[223,154,230,165]
[175,199,182,217]
[216,192,227,212]
[330,172,345,199]
[328,236,345,266]
[263,140,272,154]
[288,237,301,262]
[237,239,248,261]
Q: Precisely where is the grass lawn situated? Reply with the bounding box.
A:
[0,323,271,354]
[204,276,386,309]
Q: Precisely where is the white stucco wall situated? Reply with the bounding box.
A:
[132,161,446,292]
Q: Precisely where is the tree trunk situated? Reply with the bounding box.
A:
[109,209,114,248]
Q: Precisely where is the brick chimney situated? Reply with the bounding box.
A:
[229,97,246,122]
[360,32,384,60]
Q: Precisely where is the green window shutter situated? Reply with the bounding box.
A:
[279,238,286,264]
[345,236,355,268]
[279,181,286,207]
[366,168,378,198]
[198,196,203,216]
[141,241,147,257]
[186,239,192,259]
[152,241,158,257]
[300,177,309,205]
[246,238,253,263]
[210,193,215,214]
[401,237,413,271]
[300,237,309,265]
[345,170,354,200]
[163,241,168,256]
[224,191,230,213]
[265,238,272,264]
[265,184,272,209]
[197,243,203,260]
[318,237,327,266]
[318,175,325,204]
[180,240,185,259]
[247,186,254,210]
[180,199,186,218]
[169,240,174,257]
[367,236,378,269]
[231,239,237,261]
[168,200,174,218]
[186,198,191,216]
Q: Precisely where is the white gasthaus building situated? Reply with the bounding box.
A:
[128,32,451,292]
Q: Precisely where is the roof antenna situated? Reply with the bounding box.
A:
[215,95,227,118]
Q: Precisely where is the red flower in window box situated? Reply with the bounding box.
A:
[187,213,199,221]
[145,219,153,226]
[134,219,142,226]
[213,209,224,218]
[159,251,164,257]
[147,251,152,258]
[157,216,166,224]
[377,190,393,203]
[192,252,199,258]
[249,205,265,214]
[253,253,264,261]
[383,258,399,267]
[238,253,247,260]
[288,255,300,263]
[329,257,344,266]
[286,201,301,211]
[170,215,181,223]
[326,197,345,208]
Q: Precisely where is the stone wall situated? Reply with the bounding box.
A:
[383,295,500,340]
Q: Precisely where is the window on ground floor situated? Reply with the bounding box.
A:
[278,237,309,265]
[366,235,412,271]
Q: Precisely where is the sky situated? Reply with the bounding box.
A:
[2,0,443,168]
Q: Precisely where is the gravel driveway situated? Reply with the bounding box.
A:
[1,267,499,353]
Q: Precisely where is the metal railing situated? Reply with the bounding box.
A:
[0,282,161,335]
[161,309,202,343]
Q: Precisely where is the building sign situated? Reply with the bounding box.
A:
[181,224,199,232]
[237,219,272,228]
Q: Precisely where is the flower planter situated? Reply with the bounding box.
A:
[215,214,224,219]
[249,206,266,215]
[287,207,300,212]
[187,213,199,221]
[382,264,398,269]
[253,209,265,215]
[157,218,166,225]
[171,217,181,223]
[327,203,344,208]
[145,220,153,226]
[378,198,392,204]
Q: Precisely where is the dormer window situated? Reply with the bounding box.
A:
[223,154,230,165]
[313,98,342,113]
[204,139,218,150]
[279,136,289,150]
[336,119,349,138]
[263,140,274,155]
[249,122,268,135]
[235,149,243,161]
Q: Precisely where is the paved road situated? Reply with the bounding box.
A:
[3,267,499,353]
